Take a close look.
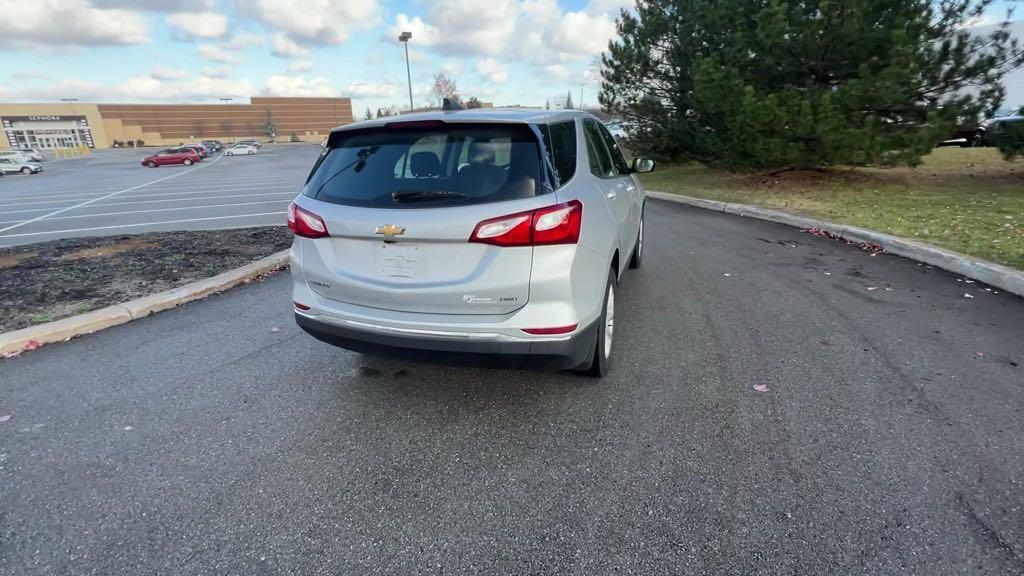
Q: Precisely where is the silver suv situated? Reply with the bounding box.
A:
[289,109,653,376]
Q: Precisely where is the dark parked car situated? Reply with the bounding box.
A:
[984,115,1024,146]
[201,140,223,152]
[182,144,209,158]
[141,148,201,167]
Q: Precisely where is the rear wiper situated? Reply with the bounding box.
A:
[392,190,466,201]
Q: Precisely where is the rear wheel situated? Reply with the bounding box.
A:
[247,150,255,155]
[582,268,617,377]
[183,158,193,166]
[629,211,644,269]
[21,167,32,175]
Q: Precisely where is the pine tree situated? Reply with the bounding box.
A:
[364,107,373,120]
[376,108,383,118]
[564,91,574,111]
[601,0,1024,168]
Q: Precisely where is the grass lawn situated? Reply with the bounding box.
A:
[639,147,1024,269]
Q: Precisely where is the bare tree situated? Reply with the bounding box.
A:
[430,73,460,107]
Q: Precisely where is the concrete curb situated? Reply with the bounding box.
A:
[647,190,1024,298]
[1,249,290,357]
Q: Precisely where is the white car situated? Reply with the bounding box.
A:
[0,157,43,174]
[290,109,653,376]
[0,150,33,163]
[224,144,258,156]
[14,148,44,162]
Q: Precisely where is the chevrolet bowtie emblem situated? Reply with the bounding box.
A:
[375,224,406,237]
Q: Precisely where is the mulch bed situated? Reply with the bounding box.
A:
[0,227,292,332]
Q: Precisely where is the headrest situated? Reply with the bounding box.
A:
[410,151,441,177]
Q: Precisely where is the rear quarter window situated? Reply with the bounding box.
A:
[540,121,577,187]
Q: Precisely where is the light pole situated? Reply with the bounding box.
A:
[579,84,584,111]
[219,98,233,104]
[399,31,414,112]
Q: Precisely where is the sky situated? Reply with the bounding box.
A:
[0,0,1021,115]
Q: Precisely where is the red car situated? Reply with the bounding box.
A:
[141,148,201,167]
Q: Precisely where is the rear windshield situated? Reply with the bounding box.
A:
[303,123,546,208]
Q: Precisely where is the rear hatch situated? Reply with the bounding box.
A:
[296,120,553,316]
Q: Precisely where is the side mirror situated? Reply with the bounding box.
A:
[632,157,655,173]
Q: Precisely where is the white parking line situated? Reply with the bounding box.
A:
[0,212,286,239]
[0,176,294,198]
[0,200,290,225]
[0,191,298,216]
[0,184,296,208]
[0,154,224,234]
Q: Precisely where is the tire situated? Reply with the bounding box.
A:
[247,150,255,155]
[183,158,193,166]
[147,161,157,168]
[581,268,617,377]
[21,167,32,175]
[226,151,233,156]
[629,210,644,269]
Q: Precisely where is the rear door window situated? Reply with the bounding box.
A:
[305,123,546,209]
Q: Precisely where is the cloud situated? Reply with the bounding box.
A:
[476,58,508,83]
[151,66,190,81]
[166,12,228,40]
[384,0,624,76]
[287,61,314,73]
[238,0,381,44]
[346,80,398,98]
[263,75,337,97]
[200,67,231,79]
[271,33,311,58]
[542,64,571,79]
[196,44,239,63]
[440,61,463,76]
[0,0,149,48]
[222,32,265,50]
[0,75,255,103]
[93,0,216,10]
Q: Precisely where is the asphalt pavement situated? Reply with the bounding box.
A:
[0,144,320,247]
[2,199,1023,575]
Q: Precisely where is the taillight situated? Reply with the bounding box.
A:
[469,200,582,247]
[287,202,329,239]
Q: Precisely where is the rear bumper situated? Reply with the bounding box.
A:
[295,312,597,371]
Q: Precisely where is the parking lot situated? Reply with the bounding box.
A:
[0,143,321,247]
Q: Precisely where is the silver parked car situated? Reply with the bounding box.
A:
[0,157,43,175]
[289,109,653,376]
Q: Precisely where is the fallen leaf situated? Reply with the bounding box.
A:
[753,384,770,393]
[820,339,833,346]
[24,340,40,351]
[866,286,878,291]
[723,273,731,277]
[965,280,975,284]
[976,352,985,357]
[964,293,974,299]
[123,426,134,431]
[0,415,11,423]
[271,326,280,333]
[823,272,832,276]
